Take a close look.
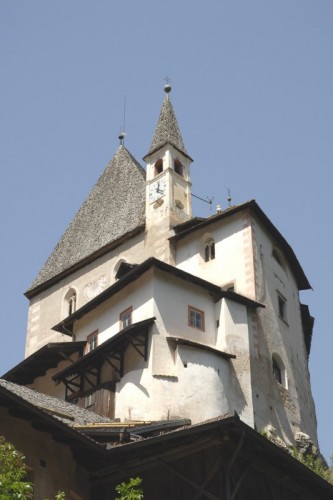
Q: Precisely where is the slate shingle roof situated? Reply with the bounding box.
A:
[0,379,110,426]
[145,94,190,159]
[27,146,146,295]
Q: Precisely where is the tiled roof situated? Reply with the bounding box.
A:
[0,379,111,426]
[27,146,146,295]
[145,94,189,159]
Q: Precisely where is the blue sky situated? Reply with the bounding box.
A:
[1,1,332,460]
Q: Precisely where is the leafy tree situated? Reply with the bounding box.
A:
[115,477,143,500]
[0,436,33,500]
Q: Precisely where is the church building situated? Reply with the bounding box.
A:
[1,85,327,500]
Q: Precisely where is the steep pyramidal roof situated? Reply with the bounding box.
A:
[145,93,190,159]
[27,146,146,295]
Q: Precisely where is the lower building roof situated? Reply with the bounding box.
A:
[1,342,86,385]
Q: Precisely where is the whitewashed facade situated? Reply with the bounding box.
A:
[6,86,317,451]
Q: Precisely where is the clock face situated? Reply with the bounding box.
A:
[149,178,166,204]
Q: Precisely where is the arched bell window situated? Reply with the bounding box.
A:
[174,159,184,177]
[154,159,163,176]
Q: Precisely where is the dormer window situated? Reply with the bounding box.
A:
[154,159,163,176]
[174,159,183,177]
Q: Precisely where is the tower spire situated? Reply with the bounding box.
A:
[144,84,191,160]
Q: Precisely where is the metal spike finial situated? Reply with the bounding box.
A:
[164,76,172,94]
[118,95,127,145]
[227,189,232,207]
[118,130,126,146]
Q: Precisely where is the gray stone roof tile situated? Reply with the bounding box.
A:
[0,379,110,426]
[27,146,146,293]
[145,95,188,158]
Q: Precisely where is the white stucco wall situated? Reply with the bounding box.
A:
[64,265,251,425]
[111,269,252,424]
[249,214,317,446]
[73,272,154,346]
[25,232,147,356]
[175,210,256,299]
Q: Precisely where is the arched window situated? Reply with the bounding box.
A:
[204,240,215,262]
[64,289,77,317]
[272,354,287,388]
[154,159,163,176]
[174,159,183,177]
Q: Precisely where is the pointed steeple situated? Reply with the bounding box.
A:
[144,85,191,160]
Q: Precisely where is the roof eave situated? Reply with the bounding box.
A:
[143,142,193,162]
[171,200,311,291]
[25,225,145,299]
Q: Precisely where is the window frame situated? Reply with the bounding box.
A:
[188,305,205,332]
[203,239,215,262]
[272,357,282,384]
[272,353,288,389]
[120,306,133,330]
[277,292,288,323]
[86,330,98,353]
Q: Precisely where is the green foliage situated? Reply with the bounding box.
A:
[115,477,143,500]
[0,436,33,500]
[54,492,66,500]
[44,492,66,500]
[291,449,333,485]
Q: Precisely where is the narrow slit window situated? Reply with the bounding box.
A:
[66,291,77,316]
[272,358,282,384]
[278,293,287,321]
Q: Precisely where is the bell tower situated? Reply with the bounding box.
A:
[144,84,193,235]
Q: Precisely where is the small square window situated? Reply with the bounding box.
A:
[120,306,133,329]
[188,306,205,331]
[86,331,98,353]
